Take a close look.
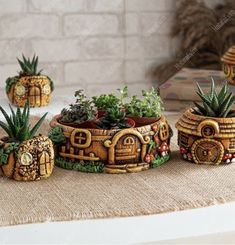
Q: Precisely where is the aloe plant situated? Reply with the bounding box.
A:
[194,78,235,118]
[17,54,42,76]
[0,101,47,142]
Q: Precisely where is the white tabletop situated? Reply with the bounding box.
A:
[0,89,235,244]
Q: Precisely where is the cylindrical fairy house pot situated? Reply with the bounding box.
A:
[221,45,235,85]
[5,55,54,108]
[0,136,54,181]
[176,108,235,165]
[49,114,172,173]
[7,76,53,108]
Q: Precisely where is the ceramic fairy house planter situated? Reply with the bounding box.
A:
[49,88,172,173]
[0,102,54,181]
[5,55,54,108]
[176,78,235,165]
[221,45,235,85]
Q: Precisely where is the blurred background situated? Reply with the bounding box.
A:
[0,0,231,97]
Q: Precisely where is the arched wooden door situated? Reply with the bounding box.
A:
[115,135,141,164]
[29,86,41,107]
[39,151,51,176]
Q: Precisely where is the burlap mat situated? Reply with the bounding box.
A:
[0,114,235,227]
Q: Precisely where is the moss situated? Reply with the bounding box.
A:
[0,142,19,166]
[55,157,105,173]
[5,76,19,93]
[48,126,66,145]
[151,154,170,168]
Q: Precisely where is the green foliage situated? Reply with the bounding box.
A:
[125,87,163,118]
[0,142,19,166]
[0,101,47,142]
[5,76,19,93]
[92,94,120,110]
[47,76,55,92]
[55,157,104,173]
[48,126,66,144]
[117,85,128,105]
[97,105,130,129]
[194,78,235,118]
[17,54,42,76]
[151,154,170,168]
[60,90,96,124]
[92,86,128,110]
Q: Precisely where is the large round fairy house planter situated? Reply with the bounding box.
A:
[176,108,235,165]
[221,45,235,85]
[5,55,54,108]
[49,114,172,174]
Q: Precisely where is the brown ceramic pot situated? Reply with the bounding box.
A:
[127,116,159,127]
[0,136,54,181]
[176,108,235,165]
[7,75,53,108]
[50,114,172,174]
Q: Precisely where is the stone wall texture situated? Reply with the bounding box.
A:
[0,0,218,96]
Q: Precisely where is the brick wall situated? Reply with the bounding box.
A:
[0,0,177,96]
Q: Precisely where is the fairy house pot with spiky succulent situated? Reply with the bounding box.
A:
[5,55,54,108]
[221,46,235,85]
[176,78,235,165]
[49,88,172,174]
[0,103,54,181]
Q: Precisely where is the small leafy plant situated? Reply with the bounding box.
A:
[125,87,163,118]
[92,94,120,110]
[0,101,47,142]
[92,86,128,111]
[60,90,97,125]
[97,105,131,129]
[194,78,235,118]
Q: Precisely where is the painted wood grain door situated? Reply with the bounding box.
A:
[29,86,41,106]
[115,135,141,164]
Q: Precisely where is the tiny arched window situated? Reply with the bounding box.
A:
[123,137,134,145]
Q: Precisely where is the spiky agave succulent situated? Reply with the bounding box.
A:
[0,101,47,142]
[194,78,235,118]
[17,54,42,77]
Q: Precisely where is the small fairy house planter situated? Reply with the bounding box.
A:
[221,45,235,85]
[176,78,235,165]
[49,88,172,173]
[0,103,54,181]
[6,55,54,108]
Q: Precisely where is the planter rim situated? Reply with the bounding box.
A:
[50,114,164,133]
[176,108,235,138]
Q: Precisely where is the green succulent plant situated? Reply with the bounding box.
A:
[60,90,96,124]
[125,87,163,118]
[97,105,130,129]
[92,94,120,110]
[0,101,47,142]
[194,78,235,118]
[48,126,66,144]
[17,54,42,76]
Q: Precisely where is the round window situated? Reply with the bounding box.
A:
[42,84,51,95]
[15,84,26,96]
[20,152,33,166]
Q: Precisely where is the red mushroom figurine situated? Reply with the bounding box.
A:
[158,142,169,156]
[223,153,232,163]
